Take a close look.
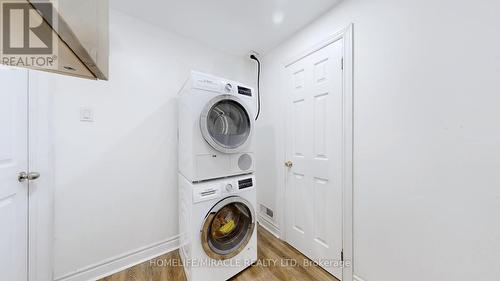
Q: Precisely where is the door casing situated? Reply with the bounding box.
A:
[28,71,55,281]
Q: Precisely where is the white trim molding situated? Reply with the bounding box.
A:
[54,235,179,281]
[354,275,367,281]
[28,71,56,281]
[341,23,354,281]
[258,215,280,238]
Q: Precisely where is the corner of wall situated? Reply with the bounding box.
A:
[257,215,280,238]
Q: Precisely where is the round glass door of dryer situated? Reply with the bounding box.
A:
[201,197,255,260]
[200,95,253,153]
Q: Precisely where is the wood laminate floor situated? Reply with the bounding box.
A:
[100,226,338,281]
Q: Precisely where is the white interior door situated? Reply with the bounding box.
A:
[0,67,29,281]
[285,39,344,279]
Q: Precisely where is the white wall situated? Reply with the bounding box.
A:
[49,10,254,280]
[256,0,500,280]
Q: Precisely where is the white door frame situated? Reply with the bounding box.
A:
[28,71,54,281]
[279,24,353,281]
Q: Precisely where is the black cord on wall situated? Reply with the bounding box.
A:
[250,55,261,121]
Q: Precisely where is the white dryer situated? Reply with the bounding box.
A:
[179,173,257,281]
[178,71,256,182]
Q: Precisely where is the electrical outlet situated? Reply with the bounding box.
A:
[247,50,260,59]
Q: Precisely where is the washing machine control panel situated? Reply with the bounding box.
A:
[224,183,234,192]
[194,176,255,203]
[193,186,221,203]
[221,177,254,195]
[238,178,253,189]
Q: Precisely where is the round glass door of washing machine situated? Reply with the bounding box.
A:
[201,196,255,260]
[200,95,253,154]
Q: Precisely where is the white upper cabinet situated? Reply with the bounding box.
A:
[0,0,108,80]
[47,0,109,79]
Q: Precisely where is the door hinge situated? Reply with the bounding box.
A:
[341,250,344,262]
[341,58,344,70]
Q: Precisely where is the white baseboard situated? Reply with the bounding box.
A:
[258,215,280,238]
[55,235,180,281]
[353,274,367,281]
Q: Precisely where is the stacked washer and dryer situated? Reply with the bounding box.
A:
[178,71,257,281]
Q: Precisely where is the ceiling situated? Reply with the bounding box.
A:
[111,0,341,56]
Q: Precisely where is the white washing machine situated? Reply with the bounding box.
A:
[178,71,256,182]
[179,173,257,281]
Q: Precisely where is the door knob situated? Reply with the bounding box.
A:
[18,172,41,182]
[285,161,293,168]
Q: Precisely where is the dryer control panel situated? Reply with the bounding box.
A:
[223,82,252,97]
[192,73,222,92]
[191,71,253,97]
[237,86,252,97]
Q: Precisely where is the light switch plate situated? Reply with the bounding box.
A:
[80,107,94,122]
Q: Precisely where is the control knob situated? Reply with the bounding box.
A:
[225,183,234,192]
